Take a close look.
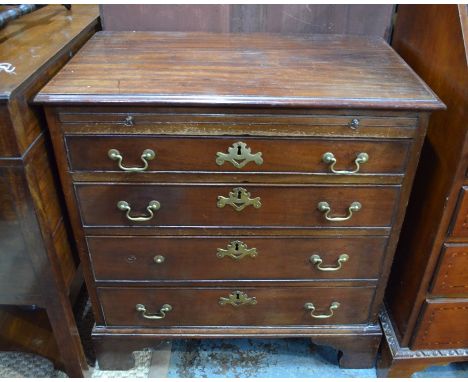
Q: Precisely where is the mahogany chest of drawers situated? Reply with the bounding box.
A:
[36,32,443,370]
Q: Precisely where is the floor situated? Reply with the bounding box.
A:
[1,339,467,378]
[89,338,467,378]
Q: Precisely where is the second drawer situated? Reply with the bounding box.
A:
[75,184,400,228]
[88,236,387,281]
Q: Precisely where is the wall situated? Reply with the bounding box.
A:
[100,5,395,40]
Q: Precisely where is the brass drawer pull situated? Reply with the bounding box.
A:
[108,148,155,172]
[310,254,349,272]
[216,141,263,168]
[117,200,160,222]
[322,152,369,175]
[217,240,258,260]
[219,290,257,307]
[135,303,172,320]
[317,201,361,222]
[217,187,261,211]
[304,302,340,319]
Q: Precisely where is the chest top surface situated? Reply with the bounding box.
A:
[35,31,443,110]
[0,5,99,101]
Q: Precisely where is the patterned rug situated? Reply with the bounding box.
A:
[0,352,67,378]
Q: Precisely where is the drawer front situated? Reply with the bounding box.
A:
[412,299,468,350]
[58,109,418,138]
[451,187,468,238]
[98,286,375,326]
[65,135,409,175]
[76,184,399,228]
[88,236,387,281]
[431,244,468,297]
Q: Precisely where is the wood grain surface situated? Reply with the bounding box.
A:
[65,135,410,175]
[35,32,443,110]
[98,285,375,326]
[75,183,400,228]
[0,5,99,99]
[87,236,388,282]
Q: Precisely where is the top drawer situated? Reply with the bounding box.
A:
[65,135,410,175]
[57,109,419,138]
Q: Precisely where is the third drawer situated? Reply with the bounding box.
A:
[88,236,388,281]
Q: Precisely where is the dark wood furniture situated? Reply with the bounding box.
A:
[0,5,99,377]
[36,32,443,370]
[376,4,468,377]
[100,5,394,40]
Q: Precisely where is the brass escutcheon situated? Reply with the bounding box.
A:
[216,240,258,260]
[217,187,261,211]
[219,291,257,307]
[216,141,263,168]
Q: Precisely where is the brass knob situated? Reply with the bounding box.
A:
[153,255,165,264]
[124,115,134,126]
[349,118,360,129]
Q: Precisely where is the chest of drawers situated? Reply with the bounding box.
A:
[36,32,443,370]
[377,5,468,377]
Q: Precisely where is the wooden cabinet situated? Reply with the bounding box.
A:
[36,32,442,370]
[0,5,99,377]
[377,5,468,377]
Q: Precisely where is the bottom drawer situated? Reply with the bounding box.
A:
[98,286,375,327]
[412,299,468,350]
